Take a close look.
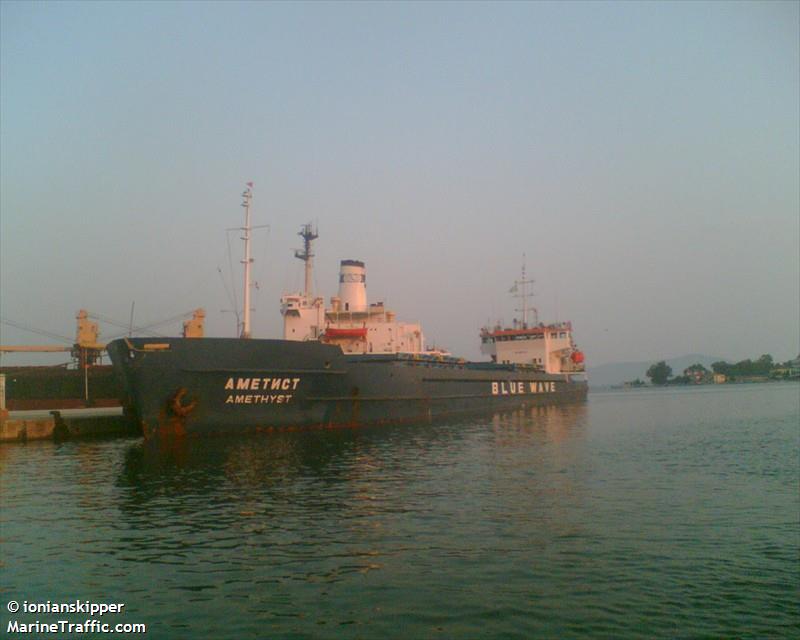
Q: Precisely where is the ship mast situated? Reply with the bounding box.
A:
[294,223,318,299]
[513,254,536,329]
[240,183,253,338]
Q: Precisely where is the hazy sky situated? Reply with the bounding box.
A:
[1,1,798,366]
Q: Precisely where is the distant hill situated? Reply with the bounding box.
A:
[587,354,723,388]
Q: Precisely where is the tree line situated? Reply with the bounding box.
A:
[645,354,796,385]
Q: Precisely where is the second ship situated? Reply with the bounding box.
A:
[108,186,587,438]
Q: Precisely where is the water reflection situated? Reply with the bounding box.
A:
[3,388,796,639]
[116,405,589,502]
[114,422,462,530]
[111,407,592,558]
[490,403,588,445]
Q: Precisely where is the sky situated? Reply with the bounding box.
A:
[1,0,798,367]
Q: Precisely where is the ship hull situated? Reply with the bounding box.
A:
[107,338,587,438]
[0,365,122,410]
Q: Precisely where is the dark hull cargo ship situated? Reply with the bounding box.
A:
[107,338,586,438]
[108,186,587,438]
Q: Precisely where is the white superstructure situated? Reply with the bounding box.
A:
[280,228,426,354]
[280,224,326,341]
[480,322,584,374]
[479,265,585,374]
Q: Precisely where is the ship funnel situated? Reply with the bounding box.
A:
[338,260,367,312]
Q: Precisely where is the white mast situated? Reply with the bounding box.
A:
[513,253,536,328]
[240,183,253,338]
[521,259,528,328]
[294,223,318,299]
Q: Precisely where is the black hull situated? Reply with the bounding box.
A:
[0,365,122,410]
[107,338,588,438]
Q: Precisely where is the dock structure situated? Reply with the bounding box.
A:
[1,373,133,442]
[0,307,206,442]
[0,407,135,442]
[1,374,128,442]
[0,362,136,444]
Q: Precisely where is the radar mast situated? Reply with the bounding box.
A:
[294,223,318,299]
[240,183,254,338]
[513,254,537,328]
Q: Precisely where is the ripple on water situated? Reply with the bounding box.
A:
[1,386,798,638]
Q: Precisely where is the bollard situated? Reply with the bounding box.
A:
[0,373,6,419]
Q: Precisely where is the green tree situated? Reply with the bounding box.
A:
[685,363,709,375]
[711,356,774,379]
[756,354,774,376]
[711,361,730,375]
[646,361,672,385]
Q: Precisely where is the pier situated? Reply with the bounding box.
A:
[0,407,136,443]
[0,371,135,442]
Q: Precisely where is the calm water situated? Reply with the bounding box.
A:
[1,384,798,639]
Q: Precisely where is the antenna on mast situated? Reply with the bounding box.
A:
[294,222,318,299]
[240,182,254,338]
[512,253,536,328]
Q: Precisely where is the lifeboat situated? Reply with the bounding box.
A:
[570,350,585,364]
[322,327,368,341]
